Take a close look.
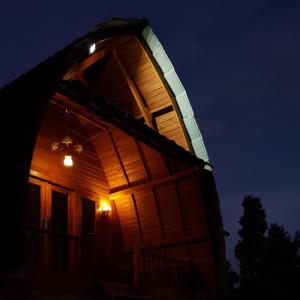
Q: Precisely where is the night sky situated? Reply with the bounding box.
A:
[1,0,299,267]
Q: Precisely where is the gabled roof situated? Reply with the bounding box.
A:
[0,18,210,167]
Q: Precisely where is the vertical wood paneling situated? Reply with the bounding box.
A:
[30,105,109,199]
[111,129,148,185]
[92,131,129,189]
[139,143,169,179]
[134,189,162,244]
[114,194,141,248]
[155,184,184,240]
[188,243,215,290]
[176,177,208,236]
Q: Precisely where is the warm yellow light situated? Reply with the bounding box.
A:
[97,199,112,216]
[63,155,73,167]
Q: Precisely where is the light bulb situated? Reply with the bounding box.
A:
[89,43,96,54]
[63,155,73,167]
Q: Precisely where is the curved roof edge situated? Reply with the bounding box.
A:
[141,25,209,163]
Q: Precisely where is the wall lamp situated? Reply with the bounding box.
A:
[97,199,112,217]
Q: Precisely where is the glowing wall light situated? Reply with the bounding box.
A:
[97,199,112,217]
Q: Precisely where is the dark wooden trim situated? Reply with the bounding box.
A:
[151,187,165,240]
[29,175,74,192]
[131,193,144,243]
[151,105,174,119]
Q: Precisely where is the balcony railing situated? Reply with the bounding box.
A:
[24,227,198,293]
[133,244,194,291]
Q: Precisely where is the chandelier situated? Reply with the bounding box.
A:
[50,109,83,167]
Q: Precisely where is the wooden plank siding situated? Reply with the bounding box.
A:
[111,38,190,151]
[30,105,109,200]
[114,194,142,248]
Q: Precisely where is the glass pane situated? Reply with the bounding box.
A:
[25,183,41,227]
[82,198,95,234]
[51,190,68,233]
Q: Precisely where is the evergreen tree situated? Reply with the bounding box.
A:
[261,223,300,299]
[225,261,240,300]
[235,195,267,291]
[226,261,239,291]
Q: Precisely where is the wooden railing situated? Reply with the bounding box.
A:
[25,228,196,292]
[141,253,192,289]
[133,245,193,290]
[24,225,95,273]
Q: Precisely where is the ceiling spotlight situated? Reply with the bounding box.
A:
[89,43,96,54]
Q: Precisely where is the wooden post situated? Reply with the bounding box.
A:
[133,243,142,288]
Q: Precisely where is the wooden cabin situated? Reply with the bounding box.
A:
[0,18,226,300]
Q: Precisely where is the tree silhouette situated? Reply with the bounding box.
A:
[235,195,267,292]
[224,260,241,299]
[260,223,300,299]
[226,260,239,291]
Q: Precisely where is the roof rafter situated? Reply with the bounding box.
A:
[113,50,154,128]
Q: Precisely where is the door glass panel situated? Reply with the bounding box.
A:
[25,183,41,227]
[82,198,95,235]
[51,190,68,233]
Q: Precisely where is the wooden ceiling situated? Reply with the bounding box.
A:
[63,35,192,153]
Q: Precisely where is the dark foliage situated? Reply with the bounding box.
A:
[227,195,300,300]
[259,224,300,299]
[226,261,239,290]
[235,195,267,291]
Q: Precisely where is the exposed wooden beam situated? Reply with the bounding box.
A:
[151,105,174,118]
[51,95,110,132]
[110,168,194,199]
[135,140,152,180]
[108,132,130,186]
[174,182,187,236]
[151,188,165,240]
[135,138,166,242]
[63,49,110,80]
[131,193,144,243]
[113,50,154,128]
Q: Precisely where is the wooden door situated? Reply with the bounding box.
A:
[48,186,70,272]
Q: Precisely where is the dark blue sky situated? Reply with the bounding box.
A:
[1,0,299,266]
